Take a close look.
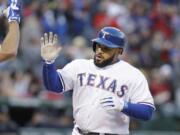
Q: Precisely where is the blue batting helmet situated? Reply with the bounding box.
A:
[92,27,127,51]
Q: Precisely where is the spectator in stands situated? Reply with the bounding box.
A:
[0,105,18,133]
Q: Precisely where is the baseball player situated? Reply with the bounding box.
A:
[0,0,21,62]
[41,27,155,135]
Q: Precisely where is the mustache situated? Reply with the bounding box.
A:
[93,54,115,68]
[95,54,104,59]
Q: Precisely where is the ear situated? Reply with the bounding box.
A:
[117,48,123,55]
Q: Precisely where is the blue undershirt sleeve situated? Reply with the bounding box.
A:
[122,102,155,121]
[43,63,64,93]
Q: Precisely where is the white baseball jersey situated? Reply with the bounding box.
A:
[57,59,154,134]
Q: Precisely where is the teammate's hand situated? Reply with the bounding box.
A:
[41,32,62,64]
[100,96,125,112]
[3,0,22,23]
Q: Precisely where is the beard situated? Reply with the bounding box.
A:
[93,54,115,68]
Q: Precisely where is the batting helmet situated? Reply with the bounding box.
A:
[92,27,127,51]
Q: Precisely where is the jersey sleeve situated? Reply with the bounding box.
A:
[57,60,77,92]
[129,71,155,109]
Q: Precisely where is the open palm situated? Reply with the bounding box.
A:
[41,32,62,63]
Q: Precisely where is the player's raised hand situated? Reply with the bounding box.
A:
[41,32,62,64]
[100,96,125,112]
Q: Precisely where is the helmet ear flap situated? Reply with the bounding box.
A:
[93,42,97,52]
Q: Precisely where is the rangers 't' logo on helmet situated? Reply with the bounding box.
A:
[101,30,110,39]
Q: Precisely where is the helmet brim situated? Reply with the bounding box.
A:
[92,38,120,49]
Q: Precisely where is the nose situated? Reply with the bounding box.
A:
[96,47,102,53]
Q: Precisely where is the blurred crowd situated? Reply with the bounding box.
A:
[0,0,180,133]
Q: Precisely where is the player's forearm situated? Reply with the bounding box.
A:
[43,63,64,93]
[122,103,155,121]
[0,22,20,61]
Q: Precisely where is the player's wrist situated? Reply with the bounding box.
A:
[122,101,128,112]
[43,59,55,64]
[116,99,126,112]
[8,21,19,26]
[8,17,21,23]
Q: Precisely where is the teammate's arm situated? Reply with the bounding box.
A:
[0,22,19,61]
[41,32,63,92]
[0,0,21,62]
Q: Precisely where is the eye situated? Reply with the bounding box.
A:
[102,46,111,51]
[96,44,111,52]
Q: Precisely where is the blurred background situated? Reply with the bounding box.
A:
[0,0,180,134]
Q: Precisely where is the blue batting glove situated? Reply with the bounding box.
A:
[6,0,22,23]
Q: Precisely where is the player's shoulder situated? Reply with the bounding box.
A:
[120,60,146,78]
[69,59,92,65]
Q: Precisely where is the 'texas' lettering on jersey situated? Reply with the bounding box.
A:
[77,73,128,97]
